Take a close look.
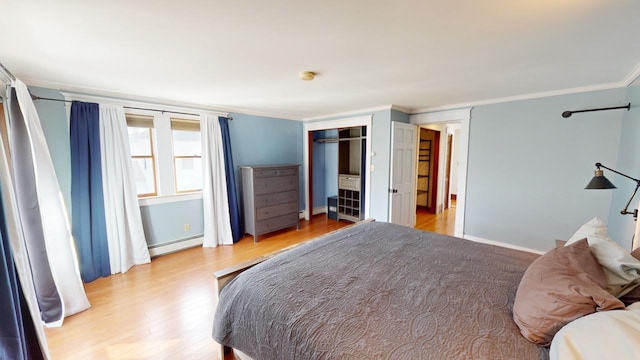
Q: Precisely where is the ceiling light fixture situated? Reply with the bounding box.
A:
[300,71,316,81]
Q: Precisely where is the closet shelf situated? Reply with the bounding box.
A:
[314,138,338,143]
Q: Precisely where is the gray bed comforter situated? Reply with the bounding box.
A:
[212,222,549,360]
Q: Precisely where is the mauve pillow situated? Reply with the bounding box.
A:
[566,217,640,296]
[513,239,625,346]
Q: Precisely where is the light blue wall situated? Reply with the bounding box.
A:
[227,112,304,210]
[30,87,72,213]
[312,131,327,208]
[324,129,338,199]
[390,109,410,124]
[140,199,204,246]
[465,88,627,251]
[311,129,338,208]
[607,77,640,249]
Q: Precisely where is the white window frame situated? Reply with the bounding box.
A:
[125,115,157,197]
[62,92,228,206]
[169,116,203,194]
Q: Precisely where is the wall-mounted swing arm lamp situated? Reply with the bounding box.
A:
[586,162,640,220]
[562,103,630,118]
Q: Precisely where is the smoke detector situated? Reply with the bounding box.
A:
[300,71,316,81]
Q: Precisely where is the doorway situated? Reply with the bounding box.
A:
[415,124,460,234]
[416,128,440,214]
[410,108,469,238]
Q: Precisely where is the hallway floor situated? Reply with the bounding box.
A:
[414,199,456,236]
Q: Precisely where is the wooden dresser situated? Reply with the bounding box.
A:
[239,164,300,242]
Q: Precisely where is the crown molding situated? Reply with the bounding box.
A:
[410,108,471,124]
[303,104,413,122]
[19,58,640,120]
[22,77,304,121]
[624,61,640,86]
[61,92,229,118]
[390,104,413,114]
[412,81,627,114]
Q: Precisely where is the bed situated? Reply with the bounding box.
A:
[211,221,549,359]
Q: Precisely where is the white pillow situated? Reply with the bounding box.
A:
[566,217,640,296]
[550,303,640,360]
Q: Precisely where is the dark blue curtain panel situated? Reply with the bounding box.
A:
[0,186,45,360]
[219,117,242,243]
[70,101,110,282]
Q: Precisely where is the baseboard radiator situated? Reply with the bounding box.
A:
[148,236,204,258]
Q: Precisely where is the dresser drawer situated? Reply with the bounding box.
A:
[338,175,360,191]
[254,175,297,195]
[254,167,298,178]
[256,202,298,221]
[255,190,297,208]
[255,213,298,234]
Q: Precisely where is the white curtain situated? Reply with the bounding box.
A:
[0,83,50,357]
[13,80,90,322]
[99,105,150,273]
[201,115,233,247]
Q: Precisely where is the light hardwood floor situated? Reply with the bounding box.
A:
[45,207,455,360]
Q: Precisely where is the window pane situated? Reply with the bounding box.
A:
[175,157,202,192]
[131,158,156,195]
[128,127,152,156]
[172,130,201,156]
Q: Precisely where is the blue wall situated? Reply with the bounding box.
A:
[324,130,338,201]
[227,112,304,210]
[140,199,204,245]
[607,77,640,249]
[30,87,72,213]
[464,88,627,251]
[311,129,338,209]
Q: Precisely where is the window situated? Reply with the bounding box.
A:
[126,114,157,197]
[171,118,202,193]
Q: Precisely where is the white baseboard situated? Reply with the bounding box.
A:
[148,236,204,257]
[312,206,327,216]
[463,234,544,255]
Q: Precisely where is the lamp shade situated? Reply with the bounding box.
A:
[585,169,616,189]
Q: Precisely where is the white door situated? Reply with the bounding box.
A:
[389,122,418,227]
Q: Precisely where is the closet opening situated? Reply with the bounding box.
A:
[303,115,372,222]
[309,126,366,223]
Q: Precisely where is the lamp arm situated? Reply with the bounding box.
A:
[621,183,640,217]
[595,162,640,183]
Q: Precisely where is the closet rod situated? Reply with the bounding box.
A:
[30,93,232,120]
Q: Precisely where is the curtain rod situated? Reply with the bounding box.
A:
[0,61,16,81]
[31,93,233,120]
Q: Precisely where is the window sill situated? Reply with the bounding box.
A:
[138,192,203,206]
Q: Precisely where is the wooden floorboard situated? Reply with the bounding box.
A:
[45,207,455,360]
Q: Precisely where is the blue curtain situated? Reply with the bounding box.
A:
[0,190,44,360]
[218,117,242,243]
[70,101,110,282]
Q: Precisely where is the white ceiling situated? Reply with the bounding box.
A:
[2,0,640,120]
